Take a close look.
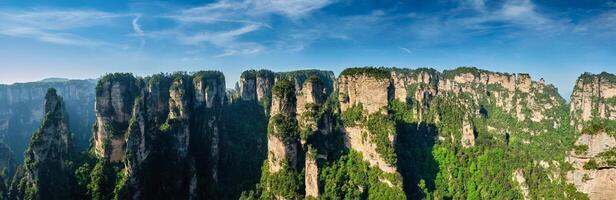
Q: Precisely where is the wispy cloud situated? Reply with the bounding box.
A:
[170,0,334,22]
[132,14,145,36]
[156,0,335,57]
[573,10,616,38]
[271,9,391,52]
[132,14,146,48]
[0,9,129,46]
[402,0,575,46]
[399,47,412,54]
[250,0,334,19]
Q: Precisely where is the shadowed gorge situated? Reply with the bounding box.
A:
[0,67,613,200]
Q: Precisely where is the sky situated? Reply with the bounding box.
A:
[0,0,615,98]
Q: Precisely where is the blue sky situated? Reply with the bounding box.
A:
[0,0,615,98]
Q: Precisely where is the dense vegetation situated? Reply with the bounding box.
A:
[272,79,296,100]
[269,115,300,144]
[319,151,406,200]
[219,100,269,199]
[3,68,614,200]
[240,69,275,80]
[339,67,390,80]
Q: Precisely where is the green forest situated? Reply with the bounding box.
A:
[1,68,614,200]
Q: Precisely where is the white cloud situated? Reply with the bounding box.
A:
[172,0,333,22]
[0,27,106,46]
[573,11,616,38]
[399,47,412,54]
[177,24,261,45]
[405,0,572,45]
[132,14,146,48]
[250,0,334,19]
[132,14,145,36]
[160,0,334,56]
[0,9,129,46]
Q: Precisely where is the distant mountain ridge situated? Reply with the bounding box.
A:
[0,78,96,162]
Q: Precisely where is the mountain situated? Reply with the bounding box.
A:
[9,89,74,200]
[0,79,96,161]
[0,67,614,200]
[566,72,616,200]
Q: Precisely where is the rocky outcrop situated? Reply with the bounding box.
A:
[439,68,563,125]
[339,68,397,173]
[275,70,335,198]
[570,72,616,130]
[344,126,397,173]
[192,72,226,184]
[567,72,616,200]
[296,79,322,132]
[10,88,72,200]
[93,73,140,162]
[239,70,275,104]
[339,72,390,115]
[304,146,319,198]
[267,79,299,173]
[461,116,476,147]
[390,67,565,141]
[239,76,256,101]
[390,69,438,103]
[4,67,607,199]
[390,69,438,122]
[0,79,95,161]
[512,169,530,200]
[93,72,225,199]
[566,132,616,200]
[167,75,192,159]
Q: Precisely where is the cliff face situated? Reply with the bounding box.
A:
[339,69,397,173]
[10,88,73,200]
[339,72,390,115]
[267,79,299,173]
[92,72,225,199]
[332,68,407,199]
[567,72,616,200]
[93,73,140,163]
[0,80,95,161]
[239,70,275,104]
[442,69,559,123]
[391,68,565,146]
[291,73,334,198]
[4,67,613,200]
[570,72,616,130]
[335,67,575,199]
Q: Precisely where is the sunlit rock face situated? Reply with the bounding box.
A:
[567,72,616,200]
[0,79,95,161]
[267,79,299,173]
[339,73,390,115]
[93,73,140,163]
[338,69,398,174]
[239,70,275,103]
[438,69,562,125]
[566,132,616,200]
[570,72,616,130]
